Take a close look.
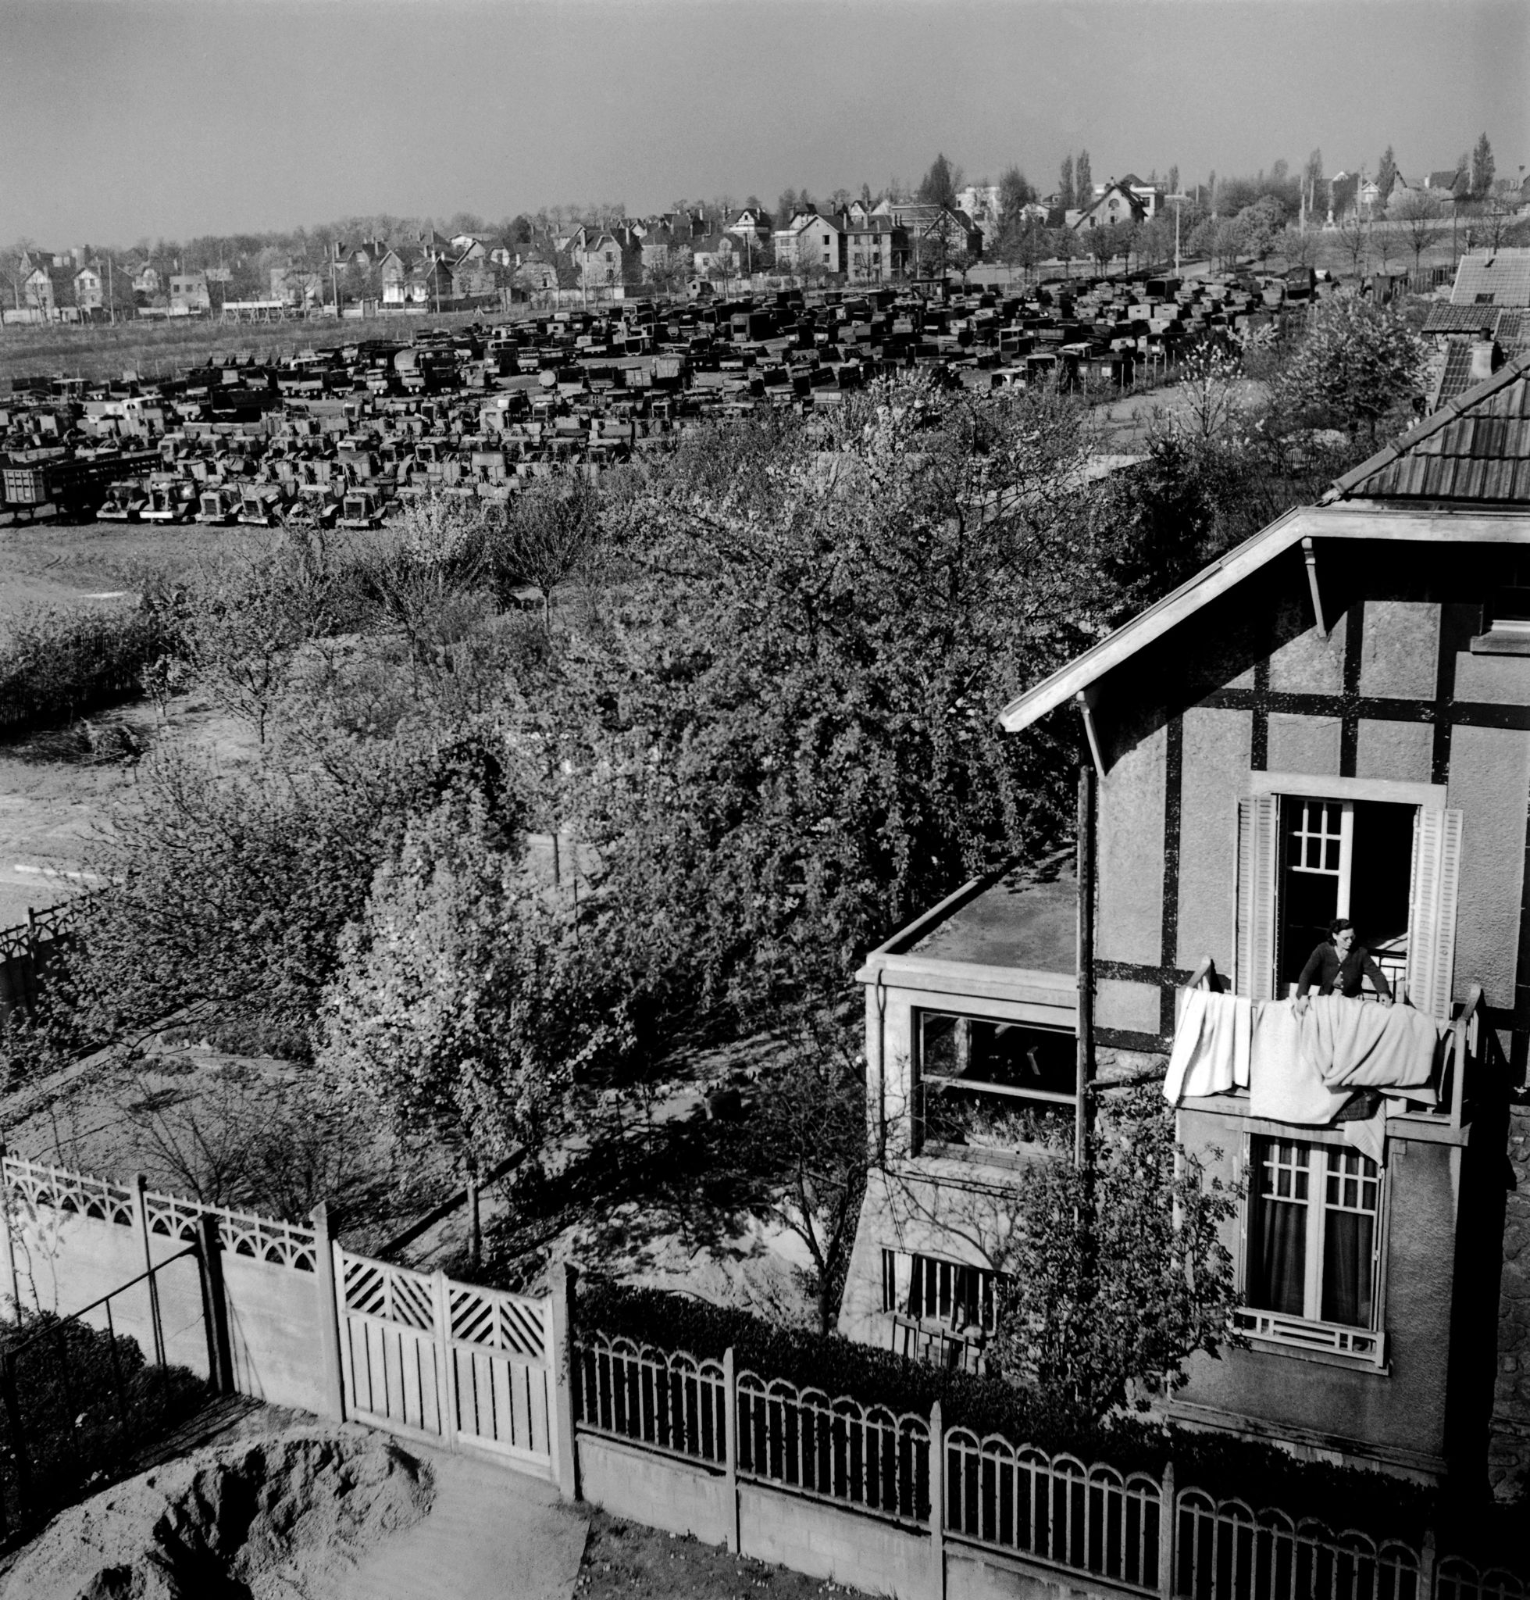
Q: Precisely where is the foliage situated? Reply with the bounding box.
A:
[316,790,613,1174]
[1471,133,1495,200]
[0,1315,210,1539]
[561,378,1109,1030]
[748,1011,870,1333]
[1272,295,1427,437]
[0,599,185,740]
[508,470,606,629]
[917,153,961,212]
[987,1087,1243,1420]
[1389,188,1443,275]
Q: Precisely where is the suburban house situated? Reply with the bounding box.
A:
[956,184,1003,248]
[21,265,69,312]
[772,212,846,275]
[723,207,773,261]
[844,217,908,285]
[839,351,1530,1498]
[1068,179,1150,232]
[1423,169,1472,207]
[71,265,103,311]
[169,272,211,312]
[378,248,420,305]
[870,200,983,267]
[577,229,643,289]
[128,261,162,300]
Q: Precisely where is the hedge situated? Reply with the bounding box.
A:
[574,1279,1437,1542]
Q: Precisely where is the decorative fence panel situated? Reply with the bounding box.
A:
[1436,1558,1527,1600]
[446,1279,553,1469]
[334,1245,555,1477]
[1174,1489,1422,1600]
[946,1428,1163,1593]
[572,1334,726,1465]
[735,1371,930,1524]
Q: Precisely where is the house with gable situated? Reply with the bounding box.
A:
[838,352,1530,1498]
[1068,179,1150,232]
[772,212,846,275]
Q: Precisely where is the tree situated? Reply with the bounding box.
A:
[1278,224,1316,272]
[1390,186,1443,277]
[1274,295,1427,437]
[748,1013,869,1334]
[987,1088,1242,1421]
[1376,146,1398,215]
[1482,179,1523,251]
[996,166,1036,233]
[1058,154,1075,212]
[1167,164,1180,197]
[1075,150,1093,205]
[317,794,605,1262]
[1471,133,1495,200]
[1235,196,1284,267]
[509,469,605,630]
[918,152,961,210]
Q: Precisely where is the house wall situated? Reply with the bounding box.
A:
[1169,1114,1463,1478]
[1490,1102,1530,1500]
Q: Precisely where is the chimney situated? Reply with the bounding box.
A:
[1470,340,1499,384]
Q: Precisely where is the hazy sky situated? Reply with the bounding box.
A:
[3,0,1527,246]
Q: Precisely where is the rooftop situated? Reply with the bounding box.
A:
[894,859,1076,974]
[1450,250,1530,310]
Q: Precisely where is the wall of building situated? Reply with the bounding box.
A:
[1169,1113,1462,1477]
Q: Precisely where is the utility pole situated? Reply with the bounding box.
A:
[106,254,115,325]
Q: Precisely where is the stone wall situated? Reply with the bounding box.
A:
[1489,1102,1530,1502]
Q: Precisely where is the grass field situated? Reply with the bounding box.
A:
[0,305,521,384]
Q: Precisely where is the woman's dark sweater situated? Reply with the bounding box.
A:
[1296,941,1392,1000]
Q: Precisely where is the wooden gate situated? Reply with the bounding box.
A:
[335,1246,556,1478]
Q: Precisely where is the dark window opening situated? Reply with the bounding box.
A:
[1276,797,1414,997]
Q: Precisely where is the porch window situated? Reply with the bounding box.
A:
[915,1010,1075,1156]
[882,1248,1004,1372]
[1238,1136,1385,1361]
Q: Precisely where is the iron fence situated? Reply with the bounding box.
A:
[572,1334,726,1465]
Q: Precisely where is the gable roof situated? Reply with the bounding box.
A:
[1324,349,1530,503]
[1422,303,1500,336]
[1451,250,1530,310]
[999,351,1530,736]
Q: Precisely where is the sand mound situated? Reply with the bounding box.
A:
[5,1429,434,1600]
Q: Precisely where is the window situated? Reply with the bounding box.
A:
[881,1249,1002,1333]
[1237,1136,1384,1361]
[916,1010,1075,1155]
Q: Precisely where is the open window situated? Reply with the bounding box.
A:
[1236,794,1462,1020]
[881,1248,1004,1371]
[1234,1135,1385,1363]
[914,1010,1075,1159]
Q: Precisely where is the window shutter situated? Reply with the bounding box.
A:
[893,1251,914,1316]
[1407,808,1464,1021]
[1236,797,1279,999]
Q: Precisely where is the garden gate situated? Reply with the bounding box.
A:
[333,1245,558,1479]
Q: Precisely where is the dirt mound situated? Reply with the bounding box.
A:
[5,1429,434,1600]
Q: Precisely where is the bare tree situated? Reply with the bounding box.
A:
[1335,213,1371,282]
[1391,188,1443,279]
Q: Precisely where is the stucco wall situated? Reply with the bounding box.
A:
[1360,603,1439,700]
[1175,709,1248,973]
[1170,1113,1461,1476]
[1096,724,1164,970]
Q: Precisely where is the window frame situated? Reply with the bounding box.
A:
[1234,1130,1392,1367]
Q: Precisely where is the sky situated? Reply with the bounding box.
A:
[3,0,1527,248]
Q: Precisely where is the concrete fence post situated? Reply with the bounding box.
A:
[1159,1458,1177,1600]
[722,1346,740,1553]
[133,1174,164,1366]
[549,1261,580,1500]
[195,1213,234,1394]
[309,1202,347,1423]
[929,1399,945,1600]
[1419,1528,1437,1600]
[433,1269,457,1452]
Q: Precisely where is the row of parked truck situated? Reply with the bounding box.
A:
[0,273,1292,528]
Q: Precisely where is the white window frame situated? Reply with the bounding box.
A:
[1235,1131,1391,1365]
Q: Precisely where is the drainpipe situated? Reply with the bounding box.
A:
[1075,757,1096,1166]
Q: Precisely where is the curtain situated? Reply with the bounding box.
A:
[1321,1212,1374,1326]
[1252,1197,1307,1316]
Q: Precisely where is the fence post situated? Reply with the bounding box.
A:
[1419,1528,1436,1600]
[133,1174,164,1366]
[1159,1458,1177,1600]
[0,1142,19,1324]
[195,1214,234,1394]
[432,1270,456,1452]
[929,1399,945,1600]
[549,1261,579,1500]
[722,1346,740,1554]
[309,1203,346,1423]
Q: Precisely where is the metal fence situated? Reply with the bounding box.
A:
[945,1428,1163,1592]
[572,1334,726,1464]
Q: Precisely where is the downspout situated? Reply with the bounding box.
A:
[1075,730,1097,1167]
[875,967,888,1167]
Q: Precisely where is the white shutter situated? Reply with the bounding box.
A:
[893,1251,913,1316]
[1407,807,1464,1022]
[1236,796,1279,999]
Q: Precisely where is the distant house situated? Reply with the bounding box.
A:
[772,212,845,274]
[170,272,211,312]
[870,200,983,265]
[451,250,499,300]
[690,232,744,280]
[1069,180,1149,232]
[1424,169,1471,205]
[128,261,162,300]
[843,217,908,284]
[72,264,103,311]
[723,207,773,262]
[577,229,643,289]
[1450,249,1530,310]
[956,185,1003,247]
[21,265,69,312]
[378,248,420,305]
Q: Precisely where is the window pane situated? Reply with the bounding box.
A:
[1251,1197,1307,1316]
[1321,1211,1374,1326]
